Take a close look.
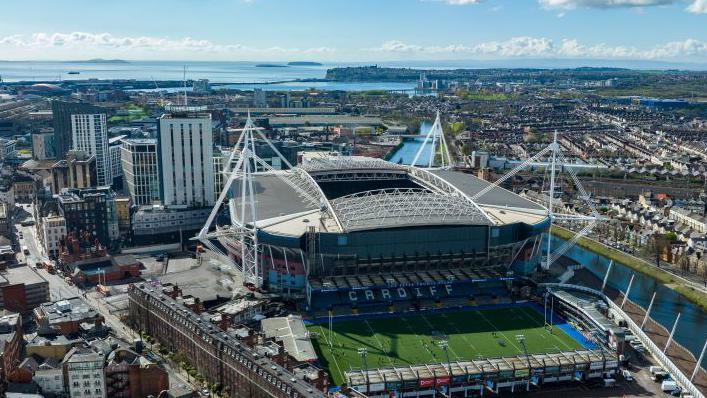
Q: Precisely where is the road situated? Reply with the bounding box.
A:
[15,203,200,393]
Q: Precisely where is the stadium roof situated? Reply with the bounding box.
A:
[231,156,548,236]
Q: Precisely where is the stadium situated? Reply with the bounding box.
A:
[220,155,550,306]
[197,121,620,397]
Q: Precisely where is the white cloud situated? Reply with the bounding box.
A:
[539,0,707,12]
[539,0,675,9]
[373,37,707,60]
[0,32,336,60]
[686,0,707,12]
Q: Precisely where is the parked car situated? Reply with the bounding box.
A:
[622,370,633,381]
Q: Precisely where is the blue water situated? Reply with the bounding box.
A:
[548,236,707,368]
[388,121,434,166]
[0,60,328,83]
[0,60,418,92]
[216,81,416,92]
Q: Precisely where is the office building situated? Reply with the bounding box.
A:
[32,132,56,160]
[64,347,106,398]
[71,113,111,186]
[157,106,214,207]
[132,205,210,244]
[121,138,160,206]
[51,101,102,160]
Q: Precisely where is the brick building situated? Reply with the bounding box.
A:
[69,255,141,285]
[105,347,169,398]
[128,284,326,398]
[33,297,104,336]
[0,311,22,388]
[0,266,50,314]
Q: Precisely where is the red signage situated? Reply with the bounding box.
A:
[435,376,451,386]
[418,378,435,388]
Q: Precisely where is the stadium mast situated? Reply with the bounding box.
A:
[471,131,602,270]
[411,111,453,169]
[197,112,312,287]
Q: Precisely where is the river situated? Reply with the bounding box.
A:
[388,121,434,166]
[547,236,707,368]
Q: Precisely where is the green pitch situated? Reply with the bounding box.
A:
[308,306,583,385]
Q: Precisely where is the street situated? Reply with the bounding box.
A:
[13,203,199,393]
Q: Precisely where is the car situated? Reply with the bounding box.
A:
[622,370,633,381]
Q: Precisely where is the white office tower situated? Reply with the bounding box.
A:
[71,113,111,186]
[158,106,214,207]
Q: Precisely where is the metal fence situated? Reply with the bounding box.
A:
[539,283,704,398]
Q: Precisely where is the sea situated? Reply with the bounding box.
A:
[0,60,416,91]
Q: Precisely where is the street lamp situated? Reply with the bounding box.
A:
[516,335,531,392]
[357,347,369,385]
[438,340,452,377]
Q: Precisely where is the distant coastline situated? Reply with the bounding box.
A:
[66,58,130,64]
[288,61,322,66]
[255,63,288,68]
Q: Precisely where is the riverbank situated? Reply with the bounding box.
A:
[552,225,707,312]
[570,268,707,392]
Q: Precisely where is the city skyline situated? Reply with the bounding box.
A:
[0,0,705,64]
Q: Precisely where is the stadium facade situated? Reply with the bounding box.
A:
[220,156,549,306]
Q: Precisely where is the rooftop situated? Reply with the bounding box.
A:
[36,296,99,325]
[235,156,549,236]
[261,315,317,363]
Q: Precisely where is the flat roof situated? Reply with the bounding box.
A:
[4,266,46,286]
[431,169,546,212]
[261,315,317,362]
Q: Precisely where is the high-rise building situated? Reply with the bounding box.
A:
[157,106,214,208]
[32,132,56,160]
[121,138,160,206]
[51,101,102,160]
[71,113,111,186]
[193,79,210,93]
[253,88,267,107]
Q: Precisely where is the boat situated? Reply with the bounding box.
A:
[67,71,80,75]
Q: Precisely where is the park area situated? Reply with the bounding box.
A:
[307,306,584,385]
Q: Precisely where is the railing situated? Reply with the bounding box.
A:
[539,283,704,398]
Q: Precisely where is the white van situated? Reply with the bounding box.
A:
[661,380,678,393]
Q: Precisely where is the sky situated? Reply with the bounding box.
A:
[0,0,705,63]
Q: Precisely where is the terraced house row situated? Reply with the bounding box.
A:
[127,283,326,398]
